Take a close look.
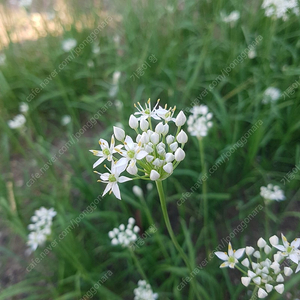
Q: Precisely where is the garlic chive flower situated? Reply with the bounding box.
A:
[8,114,26,129]
[27,207,56,252]
[187,105,213,139]
[90,135,123,169]
[261,0,299,20]
[216,234,300,298]
[95,162,131,200]
[108,218,140,247]
[260,184,285,202]
[90,99,188,200]
[215,242,245,269]
[133,280,158,300]
[262,87,281,104]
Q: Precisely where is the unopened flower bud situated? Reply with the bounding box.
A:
[163,162,173,174]
[150,170,160,181]
[257,237,267,248]
[165,153,175,162]
[170,142,178,152]
[274,284,284,294]
[176,130,188,144]
[113,126,125,142]
[245,246,255,255]
[166,135,175,144]
[162,124,169,135]
[269,235,279,246]
[140,119,149,131]
[129,115,138,129]
[146,155,154,162]
[155,122,164,134]
[175,111,186,126]
[140,132,150,144]
[175,148,185,161]
[150,132,159,144]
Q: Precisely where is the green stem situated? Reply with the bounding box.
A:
[155,180,202,300]
[264,200,269,240]
[250,286,259,300]
[129,248,147,281]
[198,138,209,253]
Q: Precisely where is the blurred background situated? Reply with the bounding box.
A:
[0,0,300,299]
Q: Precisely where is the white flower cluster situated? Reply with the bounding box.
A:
[262,0,299,20]
[134,280,158,300]
[108,217,140,247]
[260,184,285,202]
[221,11,240,23]
[7,102,29,129]
[215,234,300,298]
[262,87,281,104]
[187,105,213,138]
[90,99,188,200]
[62,38,77,52]
[27,207,57,251]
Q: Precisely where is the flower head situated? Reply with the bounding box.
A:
[273,234,300,264]
[133,280,158,300]
[134,99,161,121]
[187,105,213,138]
[108,217,140,247]
[62,38,77,52]
[262,87,281,104]
[262,0,299,20]
[260,184,285,202]
[27,207,56,251]
[215,242,245,269]
[8,114,26,129]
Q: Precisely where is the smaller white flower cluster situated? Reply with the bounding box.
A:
[221,11,240,23]
[260,184,285,202]
[108,218,140,247]
[27,207,57,251]
[134,280,158,300]
[262,0,299,20]
[187,105,213,138]
[215,234,300,298]
[8,102,29,129]
[262,87,281,104]
[62,38,77,52]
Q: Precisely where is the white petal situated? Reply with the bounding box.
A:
[136,150,148,160]
[291,238,300,248]
[93,157,105,168]
[215,252,229,261]
[118,176,132,183]
[234,248,245,259]
[112,183,121,200]
[273,244,285,252]
[289,253,299,264]
[102,183,112,196]
[296,263,300,273]
[220,261,229,268]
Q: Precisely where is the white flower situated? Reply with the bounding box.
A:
[273,233,300,264]
[155,106,176,122]
[187,105,213,138]
[116,136,148,175]
[0,53,6,65]
[215,242,245,268]
[27,207,56,252]
[61,115,71,126]
[96,162,131,200]
[90,136,122,168]
[221,10,240,23]
[8,114,26,129]
[62,38,77,52]
[134,99,161,121]
[260,184,285,201]
[133,280,158,300]
[262,87,281,104]
[19,102,29,113]
[109,218,140,247]
[248,49,257,59]
[262,0,299,20]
